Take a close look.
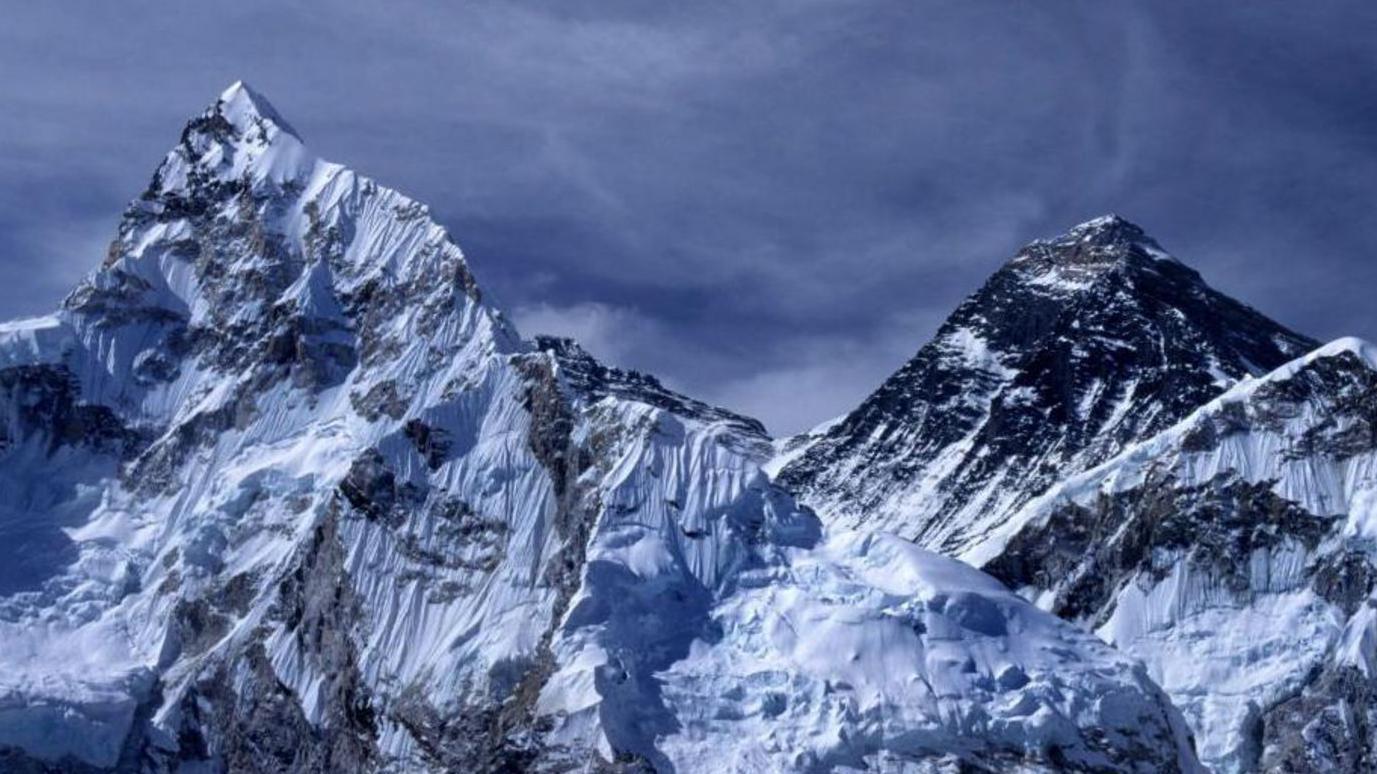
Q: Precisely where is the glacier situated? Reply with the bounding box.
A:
[0,82,1203,772]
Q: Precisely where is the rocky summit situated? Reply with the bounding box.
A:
[775,214,1315,555]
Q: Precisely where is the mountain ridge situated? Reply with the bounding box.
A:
[0,83,1203,773]
[967,334,1377,772]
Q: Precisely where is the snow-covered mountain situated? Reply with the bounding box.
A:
[775,216,1315,556]
[962,337,1377,773]
[0,83,1201,772]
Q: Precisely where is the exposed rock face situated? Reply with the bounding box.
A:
[963,340,1377,773]
[0,364,139,457]
[534,335,769,441]
[0,85,1202,772]
[775,215,1315,554]
[1259,663,1377,773]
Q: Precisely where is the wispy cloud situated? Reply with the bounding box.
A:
[2,1,1375,430]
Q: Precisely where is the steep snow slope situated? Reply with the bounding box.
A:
[775,216,1314,555]
[968,338,1377,773]
[0,83,1200,772]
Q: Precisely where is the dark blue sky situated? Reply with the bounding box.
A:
[3,2,1375,433]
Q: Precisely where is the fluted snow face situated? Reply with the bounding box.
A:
[65,81,511,415]
[0,85,1201,772]
[0,80,538,769]
[972,338,1377,773]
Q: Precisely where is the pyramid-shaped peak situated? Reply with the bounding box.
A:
[148,80,314,194]
[1009,214,1176,279]
[213,80,301,140]
[1070,213,1140,232]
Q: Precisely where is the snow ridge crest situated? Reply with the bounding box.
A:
[217,79,302,140]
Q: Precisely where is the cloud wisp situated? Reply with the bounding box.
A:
[2,2,1375,433]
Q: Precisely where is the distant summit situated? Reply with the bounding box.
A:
[1053,213,1157,248]
[775,215,1315,552]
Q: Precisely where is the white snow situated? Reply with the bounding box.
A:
[0,83,1202,772]
[544,529,1201,772]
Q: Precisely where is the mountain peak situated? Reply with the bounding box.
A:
[1061,213,1148,243]
[215,80,300,140]
[139,81,315,202]
[1005,214,1178,292]
[78,78,509,399]
[777,213,1315,553]
[1034,213,1167,257]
